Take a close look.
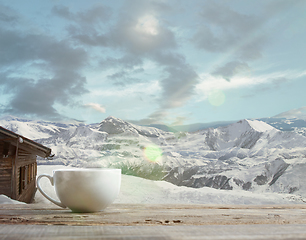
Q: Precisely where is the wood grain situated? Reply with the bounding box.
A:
[1,203,306,226]
[1,204,306,239]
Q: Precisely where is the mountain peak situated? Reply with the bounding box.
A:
[0,115,31,122]
[238,119,275,132]
[99,116,129,134]
[200,119,277,150]
[103,116,124,123]
[98,116,165,137]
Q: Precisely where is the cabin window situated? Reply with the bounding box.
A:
[34,162,37,177]
[2,142,9,158]
[20,164,36,194]
[27,163,35,183]
[27,166,31,184]
[19,166,25,194]
[30,164,34,182]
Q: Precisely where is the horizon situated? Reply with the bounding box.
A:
[0,112,302,128]
[0,0,306,125]
[1,113,237,126]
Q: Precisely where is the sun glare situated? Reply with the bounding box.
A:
[135,15,159,36]
[143,144,163,163]
[208,89,226,106]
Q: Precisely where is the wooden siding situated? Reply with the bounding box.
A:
[1,141,38,203]
[0,128,51,203]
[0,167,11,197]
[0,143,13,198]
[17,176,36,203]
[0,141,16,158]
[13,148,37,202]
[16,148,36,167]
[0,156,12,168]
[17,162,37,203]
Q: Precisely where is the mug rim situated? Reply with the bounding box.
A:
[53,168,121,172]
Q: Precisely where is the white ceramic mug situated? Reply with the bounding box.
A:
[37,168,121,212]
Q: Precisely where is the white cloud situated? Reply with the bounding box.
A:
[274,106,306,119]
[196,70,306,101]
[91,80,161,98]
[135,15,159,36]
[83,103,106,113]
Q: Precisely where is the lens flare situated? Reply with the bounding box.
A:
[143,144,163,163]
[135,15,159,36]
[208,89,225,106]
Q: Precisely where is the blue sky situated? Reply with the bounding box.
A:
[0,0,306,125]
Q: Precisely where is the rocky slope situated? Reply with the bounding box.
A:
[1,115,306,201]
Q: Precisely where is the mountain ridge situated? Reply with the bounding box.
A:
[1,115,306,202]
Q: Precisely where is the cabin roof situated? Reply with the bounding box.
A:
[0,126,52,158]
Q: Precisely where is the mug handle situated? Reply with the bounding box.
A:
[37,174,66,208]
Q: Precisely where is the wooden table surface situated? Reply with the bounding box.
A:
[1,203,306,239]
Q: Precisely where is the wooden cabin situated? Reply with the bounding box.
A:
[0,126,52,203]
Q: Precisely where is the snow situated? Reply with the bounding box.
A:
[1,164,305,206]
[0,195,26,204]
[1,165,303,205]
[1,116,306,205]
[246,119,275,132]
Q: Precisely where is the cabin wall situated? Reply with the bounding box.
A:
[0,142,14,198]
[0,127,50,203]
[0,157,12,197]
[15,149,37,203]
[0,141,38,203]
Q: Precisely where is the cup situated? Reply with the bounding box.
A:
[37,168,121,212]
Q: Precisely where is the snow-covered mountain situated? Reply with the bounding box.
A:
[1,115,306,203]
[0,115,84,140]
[169,117,306,136]
[259,117,306,136]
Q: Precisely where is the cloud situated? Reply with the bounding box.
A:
[107,68,144,86]
[56,1,198,123]
[130,109,190,126]
[0,4,19,24]
[159,64,199,109]
[83,103,106,113]
[264,0,306,16]
[106,14,176,55]
[125,52,199,124]
[171,116,188,126]
[61,0,176,55]
[151,52,199,108]
[131,109,169,125]
[52,4,111,24]
[0,13,88,120]
[192,2,266,60]
[1,71,88,120]
[212,61,251,81]
[0,1,199,124]
[274,106,306,119]
[196,70,306,102]
[100,55,143,70]
[52,4,112,48]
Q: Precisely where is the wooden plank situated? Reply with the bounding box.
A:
[0,180,11,186]
[0,167,11,197]
[11,140,18,200]
[1,204,306,239]
[15,150,36,167]
[0,128,52,158]
[0,204,306,226]
[0,187,11,197]
[1,224,306,240]
[0,168,11,176]
[17,181,36,203]
[0,177,11,181]
[0,157,12,168]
